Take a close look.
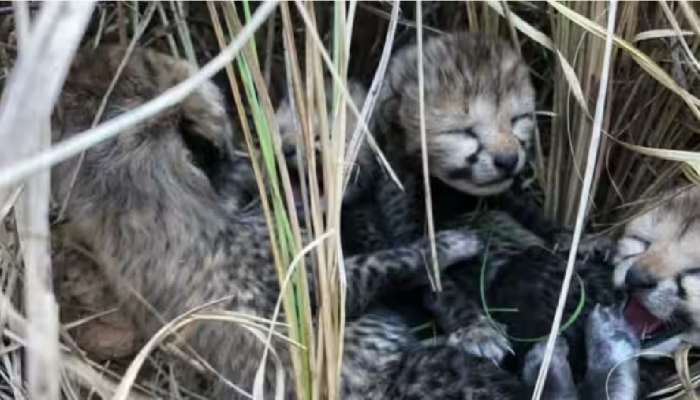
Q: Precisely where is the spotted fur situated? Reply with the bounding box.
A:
[426,220,644,399]
[347,31,653,399]
[51,45,484,399]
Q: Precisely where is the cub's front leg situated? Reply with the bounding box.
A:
[425,275,512,365]
[342,228,482,318]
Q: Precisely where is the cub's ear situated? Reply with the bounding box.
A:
[179,117,226,183]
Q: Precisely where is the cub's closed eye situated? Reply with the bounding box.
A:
[680,267,700,277]
[442,128,476,137]
[616,235,651,262]
[627,234,651,248]
[511,113,532,124]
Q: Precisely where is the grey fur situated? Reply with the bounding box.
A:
[522,306,640,400]
[276,80,377,209]
[52,45,484,398]
[522,338,578,400]
[580,305,640,400]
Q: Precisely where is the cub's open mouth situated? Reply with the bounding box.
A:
[624,295,689,346]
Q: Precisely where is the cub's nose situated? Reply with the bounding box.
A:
[283,144,297,159]
[493,153,519,174]
[625,266,657,290]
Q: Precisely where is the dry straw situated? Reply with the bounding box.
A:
[0,3,96,400]
[0,2,699,399]
[530,1,618,398]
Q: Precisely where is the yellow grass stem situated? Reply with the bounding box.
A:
[531,1,617,398]
[416,1,441,292]
[547,0,700,121]
[208,2,313,398]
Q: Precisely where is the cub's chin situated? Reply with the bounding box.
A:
[436,174,514,196]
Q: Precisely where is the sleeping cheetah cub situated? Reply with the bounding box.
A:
[275,81,415,255]
[276,80,376,208]
[615,186,700,356]
[376,32,536,197]
[371,32,539,243]
[368,32,537,365]
[51,45,482,399]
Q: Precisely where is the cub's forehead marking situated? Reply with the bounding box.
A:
[468,97,498,124]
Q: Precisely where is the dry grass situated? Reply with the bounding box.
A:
[0,3,95,400]
[530,2,618,397]
[0,1,698,399]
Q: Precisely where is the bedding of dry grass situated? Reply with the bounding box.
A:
[0,2,698,399]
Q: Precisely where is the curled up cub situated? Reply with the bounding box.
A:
[51,45,491,399]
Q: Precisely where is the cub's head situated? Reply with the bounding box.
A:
[276,80,374,205]
[377,32,535,196]
[614,187,700,340]
[52,46,241,220]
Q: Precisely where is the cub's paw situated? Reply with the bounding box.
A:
[522,337,570,385]
[585,304,639,373]
[555,232,616,262]
[447,316,512,365]
[433,228,483,268]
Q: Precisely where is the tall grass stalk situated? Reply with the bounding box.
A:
[305,6,335,398]
[344,1,399,193]
[0,3,96,399]
[291,1,400,189]
[569,2,699,231]
[531,2,617,398]
[170,1,197,65]
[208,3,314,398]
[547,1,700,120]
[415,1,441,292]
[298,3,346,397]
[277,6,324,398]
[544,1,610,226]
[322,2,350,396]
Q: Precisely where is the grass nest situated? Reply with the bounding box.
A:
[0,1,698,399]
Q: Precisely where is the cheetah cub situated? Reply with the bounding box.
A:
[367,32,537,366]
[615,186,700,356]
[368,32,538,248]
[376,32,535,196]
[276,80,376,208]
[274,80,408,255]
[51,45,481,399]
